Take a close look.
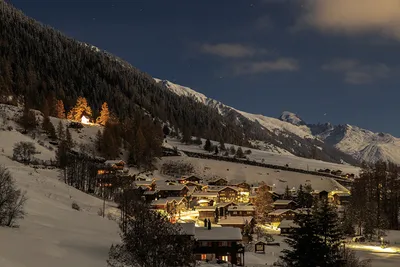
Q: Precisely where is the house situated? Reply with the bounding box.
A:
[193,225,244,265]
[150,198,175,214]
[134,180,156,191]
[216,202,237,218]
[143,190,159,201]
[217,216,255,232]
[104,160,126,170]
[313,190,329,200]
[228,205,255,217]
[178,175,203,184]
[273,199,297,210]
[208,178,228,186]
[218,186,239,202]
[267,209,297,228]
[279,219,299,235]
[191,192,219,207]
[166,196,188,212]
[196,206,217,221]
[332,192,351,205]
[233,181,251,191]
[156,184,189,198]
[185,182,204,190]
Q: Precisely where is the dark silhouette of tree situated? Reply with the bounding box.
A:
[0,167,27,227]
[204,139,212,152]
[12,142,36,163]
[107,201,195,267]
[56,121,65,140]
[162,125,170,137]
[19,101,37,132]
[235,147,244,158]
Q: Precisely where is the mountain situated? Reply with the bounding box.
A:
[279,111,306,126]
[0,2,357,165]
[156,79,358,165]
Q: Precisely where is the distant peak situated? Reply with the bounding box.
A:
[279,111,306,126]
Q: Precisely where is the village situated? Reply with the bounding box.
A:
[96,159,351,266]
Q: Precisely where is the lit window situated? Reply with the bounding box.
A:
[222,256,228,261]
[201,254,207,260]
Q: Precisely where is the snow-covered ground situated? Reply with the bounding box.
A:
[166,138,360,175]
[0,152,119,267]
[159,156,349,193]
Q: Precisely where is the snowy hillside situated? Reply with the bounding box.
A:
[156,79,400,165]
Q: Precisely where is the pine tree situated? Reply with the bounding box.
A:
[65,128,74,149]
[235,147,244,158]
[219,140,226,151]
[96,102,110,126]
[162,125,170,137]
[55,99,66,119]
[19,100,37,132]
[67,96,92,121]
[254,182,273,224]
[95,130,102,152]
[57,121,65,140]
[204,139,212,152]
[229,146,236,155]
[283,185,292,200]
[214,146,219,155]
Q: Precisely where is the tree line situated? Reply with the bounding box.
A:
[344,161,400,238]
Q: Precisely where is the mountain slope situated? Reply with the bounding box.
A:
[156,79,358,165]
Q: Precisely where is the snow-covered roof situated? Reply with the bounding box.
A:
[268,209,296,216]
[216,202,236,208]
[151,199,170,206]
[177,223,195,236]
[157,184,188,191]
[279,219,299,229]
[192,192,219,198]
[143,190,158,195]
[195,206,216,212]
[273,199,295,205]
[195,227,242,241]
[228,205,255,212]
[166,197,185,203]
[207,186,238,192]
[218,216,253,225]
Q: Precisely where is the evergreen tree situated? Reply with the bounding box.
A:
[235,147,244,158]
[181,128,191,144]
[67,96,92,121]
[283,185,292,200]
[57,121,65,140]
[95,129,102,152]
[219,140,226,151]
[96,102,110,126]
[341,207,355,236]
[65,127,74,149]
[55,99,66,119]
[162,125,170,137]
[19,100,37,132]
[204,139,212,152]
[214,146,219,155]
[229,146,236,155]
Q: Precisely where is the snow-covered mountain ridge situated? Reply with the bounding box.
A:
[156,79,400,165]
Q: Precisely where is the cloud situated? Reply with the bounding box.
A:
[297,0,400,40]
[200,43,268,58]
[234,58,299,74]
[200,43,256,58]
[322,59,391,84]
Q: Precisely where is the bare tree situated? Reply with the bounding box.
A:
[107,201,195,267]
[12,141,36,163]
[0,166,27,227]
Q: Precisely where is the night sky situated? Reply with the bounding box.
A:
[8,0,400,136]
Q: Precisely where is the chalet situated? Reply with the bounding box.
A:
[279,219,299,235]
[150,198,175,214]
[191,192,219,206]
[193,225,244,265]
[166,196,187,212]
[233,181,251,191]
[177,175,203,184]
[219,186,239,202]
[143,190,159,201]
[217,216,255,232]
[332,192,351,205]
[208,178,228,186]
[196,206,216,221]
[268,209,297,228]
[228,205,255,217]
[134,180,156,191]
[104,160,125,170]
[312,190,329,201]
[156,184,189,198]
[273,199,297,210]
[186,186,198,197]
[185,182,204,190]
[216,202,237,217]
